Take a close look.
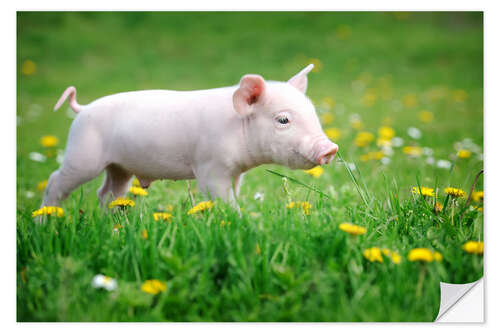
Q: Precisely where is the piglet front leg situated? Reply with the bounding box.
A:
[194,166,241,213]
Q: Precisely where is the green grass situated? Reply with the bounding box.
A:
[17,12,483,322]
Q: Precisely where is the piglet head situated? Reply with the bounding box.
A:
[233,64,338,170]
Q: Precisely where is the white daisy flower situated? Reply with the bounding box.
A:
[407,127,422,139]
[381,145,394,156]
[25,191,35,199]
[349,113,361,123]
[455,138,481,154]
[436,159,452,169]
[91,274,117,291]
[56,150,65,164]
[381,157,391,165]
[391,137,404,147]
[422,147,434,156]
[425,157,435,165]
[253,192,265,201]
[29,152,46,163]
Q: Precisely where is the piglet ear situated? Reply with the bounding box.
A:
[233,74,266,116]
[288,64,314,94]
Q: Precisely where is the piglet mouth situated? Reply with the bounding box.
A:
[315,142,339,165]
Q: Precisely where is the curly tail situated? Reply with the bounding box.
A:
[53,86,82,113]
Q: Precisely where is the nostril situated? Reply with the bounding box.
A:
[317,144,339,165]
[330,144,339,156]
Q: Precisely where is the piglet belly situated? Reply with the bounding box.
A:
[114,148,196,181]
[108,122,197,181]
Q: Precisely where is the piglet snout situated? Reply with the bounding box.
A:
[315,140,339,165]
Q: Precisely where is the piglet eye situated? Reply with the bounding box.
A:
[278,116,289,124]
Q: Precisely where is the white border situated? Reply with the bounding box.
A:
[4,0,499,331]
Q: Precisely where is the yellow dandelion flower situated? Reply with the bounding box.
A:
[132,178,141,187]
[462,241,483,255]
[360,151,385,162]
[255,244,261,255]
[408,248,441,263]
[363,247,383,263]
[129,186,148,196]
[376,138,392,147]
[445,187,466,199]
[373,151,385,160]
[325,128,341,141]
[434,202,443,213]
[378,126,395,140]
[457,149,471,159]
[286,201,312,215]
[382,117,393,125]
[219,220,231,227]
[426,87,448,101]
[452,89,468,103]
[40,135,59,148]
[381,248,402,264]
[411,186,435,198]
[141,229,148,240]
[32,206,64,218]
[308,58,323,73]
[418,111,434,123]
[37,180,48,192]
[141,279,166,295]
[108,197,135,209]
[471,191,483,202]
[335,24,352,40]
[321,96,336,110]
[187,201,214,215]
[21,59,37,76]
[473,206,483,212]
[389,252,402,264]
[402,146,422,157]
[304,166,324,179]
[339,223,367,236]
[402,94,418,108]
[355,131,375,147]
[362,91,377,107]
[153,212,173,222]
[351,119,364,130]
[320,113,334,125]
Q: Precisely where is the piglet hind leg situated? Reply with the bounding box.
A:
[42,165,104,208]
[97,164,133,206]
[42,132,107,207]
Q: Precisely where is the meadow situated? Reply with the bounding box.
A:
[16,12,483,321]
